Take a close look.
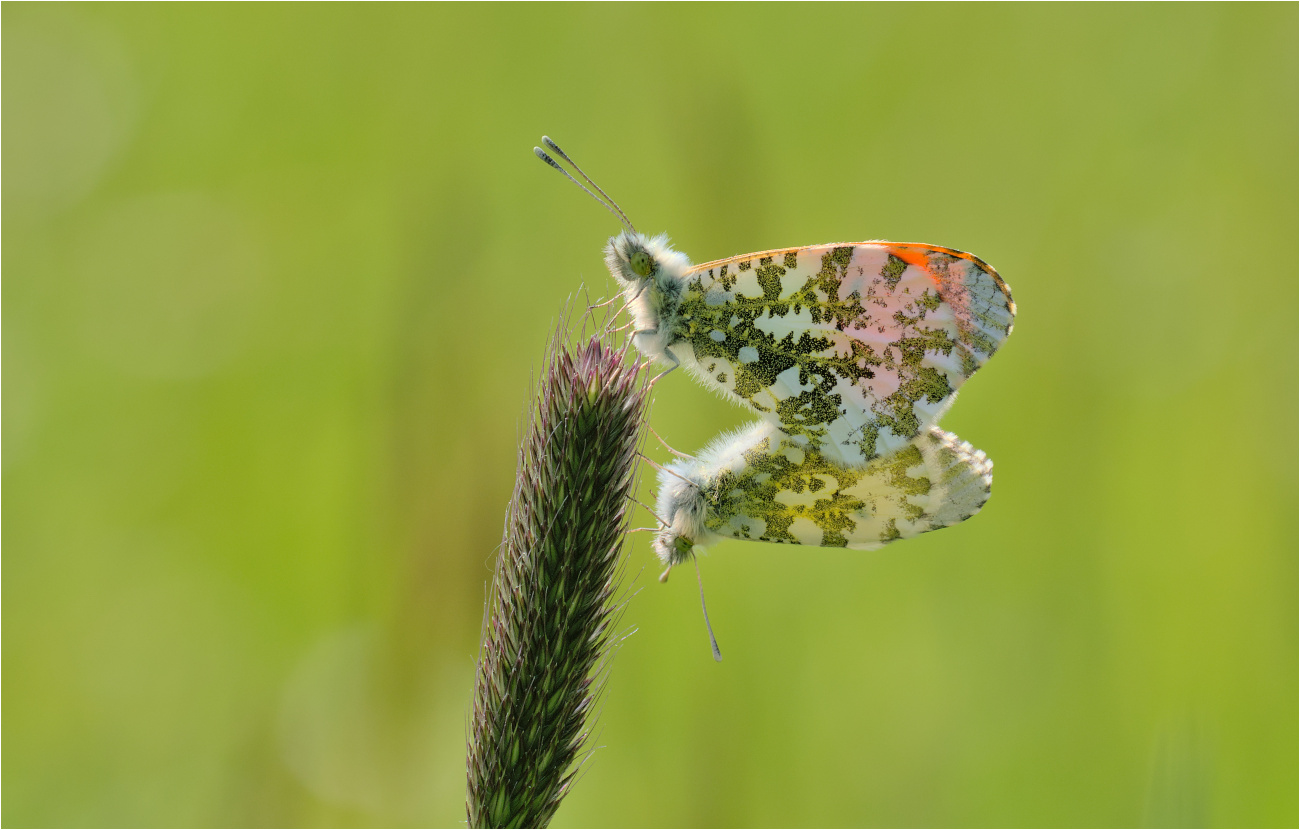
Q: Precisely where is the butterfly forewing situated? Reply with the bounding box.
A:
[672,243,1014,464]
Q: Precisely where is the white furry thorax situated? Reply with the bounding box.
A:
[603,231,693,367]
[651,422,777,565]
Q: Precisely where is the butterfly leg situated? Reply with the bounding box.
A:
[637,337,679,386]
[638,452,696,487]
[647,424,693,459]
[626,495,669,528]
[586,299,625,338]
[651,363,678,385]
[626,327,682,384]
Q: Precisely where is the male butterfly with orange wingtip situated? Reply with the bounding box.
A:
[536,137,1015,467]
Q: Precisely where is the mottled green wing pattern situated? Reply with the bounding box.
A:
[670,243,1014,464]
[694,423,993,552]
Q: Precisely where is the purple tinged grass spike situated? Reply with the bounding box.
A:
[467,308,650,828]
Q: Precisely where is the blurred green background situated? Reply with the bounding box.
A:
[4,3,1296,827]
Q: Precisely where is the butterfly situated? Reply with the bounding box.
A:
[535,136,1016,465]
[653,420,994,566]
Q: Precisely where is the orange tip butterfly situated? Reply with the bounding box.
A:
[535,136,1015,467]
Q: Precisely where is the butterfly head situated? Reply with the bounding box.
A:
[604,231,692,292]
[532,137,692,309]
[652,457,710,566]
[653,531,697,567]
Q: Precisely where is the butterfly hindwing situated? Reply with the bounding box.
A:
[654,421,994,564]
[669,243,1014,464]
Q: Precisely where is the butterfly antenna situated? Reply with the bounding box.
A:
[541,136,638,233]
[692,554,723,662]
[535,147,631,231]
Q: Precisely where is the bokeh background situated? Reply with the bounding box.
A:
[4,4,1296,827]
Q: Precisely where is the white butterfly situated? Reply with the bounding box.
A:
[535,137,1016,465]
[653,421,994,567]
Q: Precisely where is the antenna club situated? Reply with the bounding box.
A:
[535,135,638,234]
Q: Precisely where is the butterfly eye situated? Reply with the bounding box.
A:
[629,250,655,277]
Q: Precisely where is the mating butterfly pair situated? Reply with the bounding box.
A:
[536,138,1015,571]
